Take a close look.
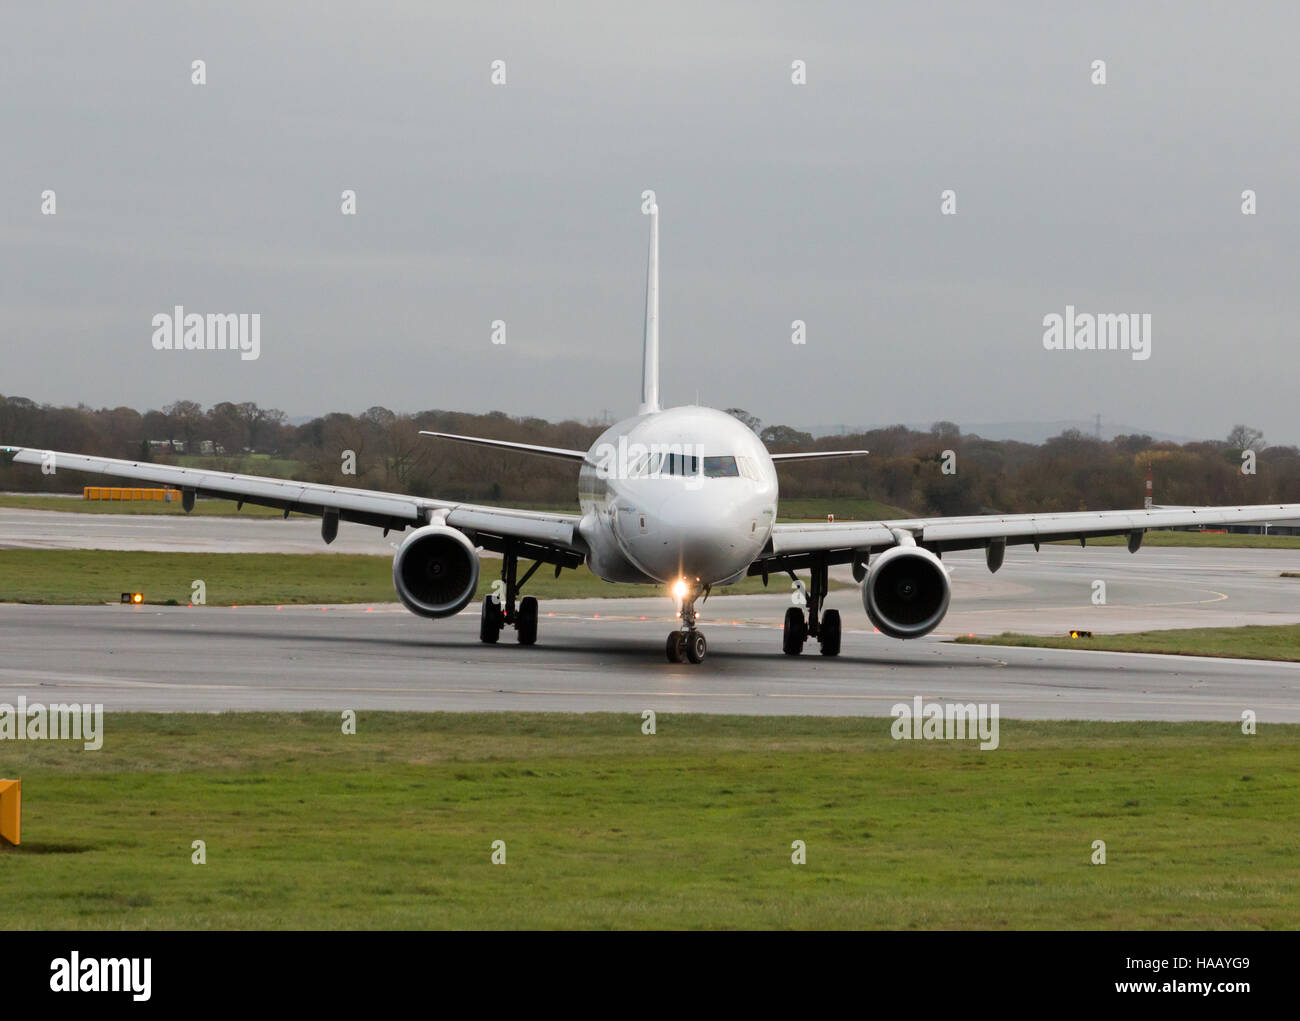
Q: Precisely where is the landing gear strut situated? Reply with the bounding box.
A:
[479,540,541,646]
[666,583,709,664]
[782,558,841,657]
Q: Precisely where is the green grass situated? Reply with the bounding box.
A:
[173,454,303,477]
[956,624,1300,662]
[776,498,913,521]
[1057,530,1300,549]
[0,549,838,605]
[2,713,1297,929]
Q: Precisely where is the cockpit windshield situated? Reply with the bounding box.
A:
[639,451,757,480]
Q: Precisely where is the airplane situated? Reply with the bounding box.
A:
[6,203,1300,664]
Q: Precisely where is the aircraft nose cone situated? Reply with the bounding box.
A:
[634,491,758,584]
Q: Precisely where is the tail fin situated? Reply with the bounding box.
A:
[638,203,661,415]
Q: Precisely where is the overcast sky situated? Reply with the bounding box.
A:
[3,2,1297,443]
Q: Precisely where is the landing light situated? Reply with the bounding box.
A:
[672,579,690,600]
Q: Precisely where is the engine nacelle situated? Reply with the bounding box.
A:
[861,544,951,639]
[392,525,480,619]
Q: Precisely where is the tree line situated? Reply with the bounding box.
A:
[2,394,1296,516]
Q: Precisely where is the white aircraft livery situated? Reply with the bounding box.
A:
[7,205,1300,663]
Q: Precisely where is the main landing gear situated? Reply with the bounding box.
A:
[479,541,541,646]
[666,584,709,664]
[782,559,841,657]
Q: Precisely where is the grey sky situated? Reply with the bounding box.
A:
[3,2,1297,443]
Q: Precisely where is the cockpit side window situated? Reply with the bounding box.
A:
[703,455,740,478]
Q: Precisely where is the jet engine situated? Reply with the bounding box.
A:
[861,544,951,639]
[392,525,480,618]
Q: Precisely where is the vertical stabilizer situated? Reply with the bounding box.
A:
[639,204,661,415]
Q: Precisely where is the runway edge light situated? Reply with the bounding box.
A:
[0,778,20,846]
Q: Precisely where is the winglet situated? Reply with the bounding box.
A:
[638,203,660,415]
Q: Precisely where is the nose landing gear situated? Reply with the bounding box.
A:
[665,583,709,663]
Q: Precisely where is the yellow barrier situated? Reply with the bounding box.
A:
[83,487,181,502]
[0,778,19,846]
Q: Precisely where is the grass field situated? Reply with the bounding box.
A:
[956,624,1300,662]
[0,549,843,605]
[775,498,913,521]
[173,453,304,476]
[1,712,1296,929]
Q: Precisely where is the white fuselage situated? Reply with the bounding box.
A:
[577,406,778,587]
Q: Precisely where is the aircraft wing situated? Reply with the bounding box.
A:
[1,446,586,563]
[756,503,1300,572]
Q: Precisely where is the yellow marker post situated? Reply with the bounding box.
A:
[0,778,19,846]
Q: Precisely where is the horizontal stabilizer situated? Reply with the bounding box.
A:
[769,450,869,464]
[419,431,588,463]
